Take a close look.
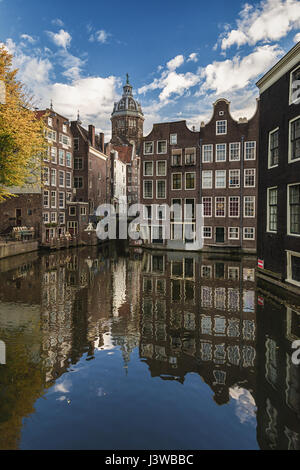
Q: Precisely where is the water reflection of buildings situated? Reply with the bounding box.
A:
[139,252,257,405]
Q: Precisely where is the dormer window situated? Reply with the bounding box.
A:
[216,120,227,135]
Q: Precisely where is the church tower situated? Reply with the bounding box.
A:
[111,75,144,151]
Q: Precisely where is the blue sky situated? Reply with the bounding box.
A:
[0,0,300,137]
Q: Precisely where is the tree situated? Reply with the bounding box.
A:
[0,45,46,202]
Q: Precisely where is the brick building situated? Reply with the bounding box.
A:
[257,42,300,293]
[139,99,259,252]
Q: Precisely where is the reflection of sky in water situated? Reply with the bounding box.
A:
[230,387,257,425]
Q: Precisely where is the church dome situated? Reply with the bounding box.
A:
[112,75,144,117]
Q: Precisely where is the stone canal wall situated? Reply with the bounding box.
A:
[0,240,39,259]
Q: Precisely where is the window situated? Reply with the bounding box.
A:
[229,143,240,161]
[229,196,240,217]
[289,117,300,162]
[80,207,87,215]
[185,172,195,190]
[47,129,56,141]
[269,129,279,168]
[66,172,72,188]
[229,169,240,188]
[202,170,212,189]
[243,227,255,240]
[202,197,212,217]
[58,192,65,209]
[59,170,65,187]
[66,152,72,168]
[59,149,65,165]
[143,180,153,198]
[48,117,52,127]
[267,187,278,232]
[215,170,226,188]
[74,176,83,188]
[172,173,182,190]
[288,184,300,235]
[74,137,79,151]
[170,134,177,145]
[185,199,195,220]
[244,169,256,187]
[43,167,49,185]
[156,180,166,199]
[229,227,239,239]
[203,227,212,239]
[202,144,213,163]
[171,199,182,221]
[144,141,154,155]
[216,120,227,135]
[215,197,226,217]
[50,212,57,223]
[287,250,300,286]
[43,190,49,208]
[245,141,256,160]
[216,144,226,162]
[185,148,196,165]
[50,169,56,186]
[244,196,255,217]
[59,212,65,225]
[69,206,76,216]
[51,191,56,208]
[144,205,152,220]
[43,212,49,223]
[51,146,57,163]
[74,157,83,170]
[171,150,182,166]
[289,65,300,105]
[157,161,166,176]
[156,205,167,220]
[66,192,72,202]
[59,134,71,146]
[157,140,167,154]
[143,161,153,176]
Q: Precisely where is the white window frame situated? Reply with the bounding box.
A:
[170,134,177,145]
[143,161,154,177]
[286,250,300,287]
[156,160,167,177]
[288,115,300,164]
[185,172,196,190]
[244,196,255,218]
[50,191,56,209]
[244,141,256,161]
[216,120,227,135]
[202,226,212,239]
[43,190,49,208]
[215,197,226,218]
[171,173,182,191]
[268,127,279,169]
[50,168,56,187]
[144,141,154,155]
[66,172,72,189]
[244,169,256,188]
[229,169,240,188]
[202,197,212,218]
[156,205,167,221]
[229,142,240,161]
[287,182,300,237]
[156,180,166,199]
[58,192,65,209]
[289,65,300,106]
[202,144,213,163]
[202,170,213,189]
[50,212,57,223]
[43,212,49,223]
[157,140,167,155]
[143,180,153,199]
[243,227,255,240]
[59,170,65,188]
[228,227,240,240]
[216,143,227,162]
[267,186,278,233]
[229,196,240,218]
[215,170,226,189]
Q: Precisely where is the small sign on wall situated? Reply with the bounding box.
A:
[258,259,264,269]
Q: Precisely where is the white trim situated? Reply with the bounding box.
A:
[171,172,182,191]
[202,144,213,163]
[202,196,212,218]
[215,197,226,218]
[216,143,227,162]
[143,161,153,176]
[229,196,240,218]
[229,142,240,161]
[243,227,255,240]
[244,141,256,161]
[267,186,278,233]
[202,226,212,239]
[228,227,240,240]
[243,195,256,218]
[157,140,167,155]
[289,64,300,105]
[144,141,154,155]
[156,179,167,199]
[215,169,226,189]
[229,169,240,188]
[156,160,167,177]
[202,170,213,189]
[286,250,300,287]
[143,180,153,199]
[244,168,256,188]
[170,134,177,145]
[287,182,300,237]
[288,115,300,164]
[216,120,227,135]
[268,127,279,169]
[185,172,196,190]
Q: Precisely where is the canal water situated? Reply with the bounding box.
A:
[0,244,299,450]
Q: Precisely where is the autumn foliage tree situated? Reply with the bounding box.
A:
[0,45,46,202]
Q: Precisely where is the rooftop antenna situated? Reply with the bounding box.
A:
[126,73,129,85]
[50,99,53,111]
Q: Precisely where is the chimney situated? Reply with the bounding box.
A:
[88,125,95,147]
[99,132,104,153]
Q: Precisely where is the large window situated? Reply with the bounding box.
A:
[170,134,177,145]
[185,172,195,190]
[43,190,49,208]
[216,120,227,135]
[203,227,212,239]
[267,187,278,232]
[229,227,239,240]
[229,143,240,161]
[66,152,72,168]
[203,144,213,163]
[157,140,167,154]
[43,167,49,185]
[215,170,226,188]
[244,169,256,187]
[51,191,56,208]
[269,129,279,168]
[172,173,182,190]
[202,197,212,217]
[144,141,154,155]
[143,180,153,198]
[58,192,65,209]
[215,197,226,217]
[74,157,83,170]
[244,196,255,217]
[288,184,300,235]
[59,149,65,165]
[157,161,166,176]
[74,176,83,188]
[289,117,300,162]
[289,65,300,105]
[229,196,240,217]
[143,161,153,176]
[243,227,255,240]
[171,150,182,167]
[216,144,226,162]
[229,169,240,188]
[245,142,256,160]
[202,170,212,189]
[156,180,166,199]
[185,148,196,165]
[59,170,65,187]
[50,169,56,186]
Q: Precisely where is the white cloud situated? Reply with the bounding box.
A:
[52,18,64,27]
[89,29,110,44]
[220,0,300,50]
[294,32,300,43]
[20,34,36,44]
[187,52,198,63]
[167,54,184,70]
[201,44,283,94]
[47,29,72,49]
